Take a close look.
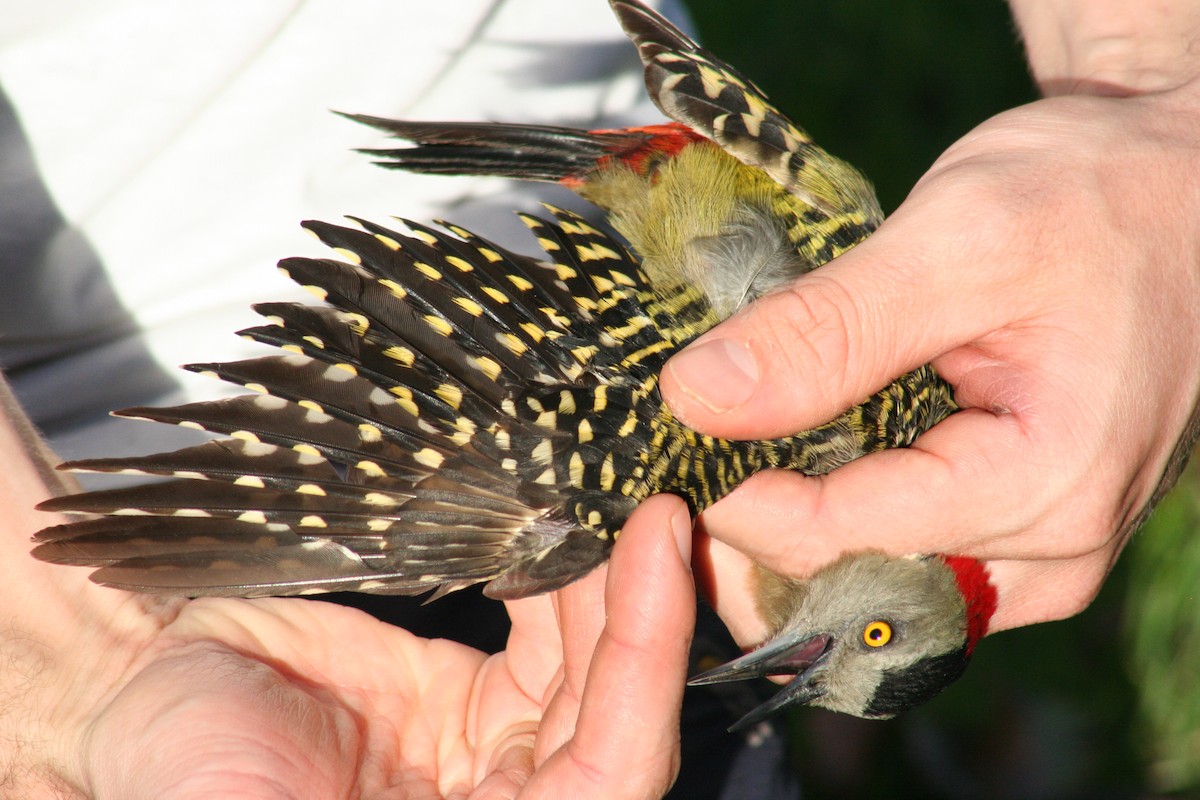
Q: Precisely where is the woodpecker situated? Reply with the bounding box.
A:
[33,0,997,725]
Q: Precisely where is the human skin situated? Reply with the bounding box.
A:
[0,376,696,800]
[661,0,1200,640]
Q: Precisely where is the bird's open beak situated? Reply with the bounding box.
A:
[688,632,833,731]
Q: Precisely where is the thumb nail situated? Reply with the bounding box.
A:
[670,505,693,565]
[667,338,759,413]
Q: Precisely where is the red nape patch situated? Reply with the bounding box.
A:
[940,556,997,655]
[588,122,706,178]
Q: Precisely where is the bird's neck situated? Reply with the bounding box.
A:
[939,555,998,654]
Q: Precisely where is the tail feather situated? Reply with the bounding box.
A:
[34,517,325,565]
[185,356,469,442]
[107,396,438,481]
[96,542,504,598]
[39,478,404,532]
[342,113,652,183]
[45,438,354,490]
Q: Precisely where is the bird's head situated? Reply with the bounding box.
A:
[691,552,997,729]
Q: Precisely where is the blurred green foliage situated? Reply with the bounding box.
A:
[682,1,1200,797]
[1128,464,1200,794]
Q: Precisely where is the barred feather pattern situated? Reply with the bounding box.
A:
[610,0,884,239]
[34,206,955,600]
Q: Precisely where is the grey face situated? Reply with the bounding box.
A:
[776,552,968,717]
[691,551,970,726]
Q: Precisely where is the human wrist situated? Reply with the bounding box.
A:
[1009,0,1200,96]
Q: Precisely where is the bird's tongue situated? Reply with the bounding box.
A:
[762,632,831,675]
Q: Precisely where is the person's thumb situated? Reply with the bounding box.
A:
[659,195,997,440]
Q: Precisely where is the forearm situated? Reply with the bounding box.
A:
[0,376,175,797]
[1009,0,1200,95]
[0,375,133,651]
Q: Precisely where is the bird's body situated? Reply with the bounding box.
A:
[33,0,994,724]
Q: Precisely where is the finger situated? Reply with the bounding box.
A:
[985,550,1117,632]
[505,593,568,691]
[554,563,612,699]
[660,180,1021,439]
[531,564,610,764]
[522,494,695,799]
[696,406,1125,567]
[532,495,685,767]
[689,531,768,647]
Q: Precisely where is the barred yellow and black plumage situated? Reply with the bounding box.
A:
[33,204,952,599]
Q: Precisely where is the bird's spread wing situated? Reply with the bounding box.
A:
[610,0,884,229]
[34,207,708,599]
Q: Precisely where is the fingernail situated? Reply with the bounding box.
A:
[667,338,759,413]
[670,506,693,564]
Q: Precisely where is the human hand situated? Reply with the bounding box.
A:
[661,77,1200,638]
[2,390,695,799]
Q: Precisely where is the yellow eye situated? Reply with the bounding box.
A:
[863,621,893,647]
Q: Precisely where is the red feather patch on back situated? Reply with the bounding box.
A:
[586,121,706,181]
[940,555,997,654]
